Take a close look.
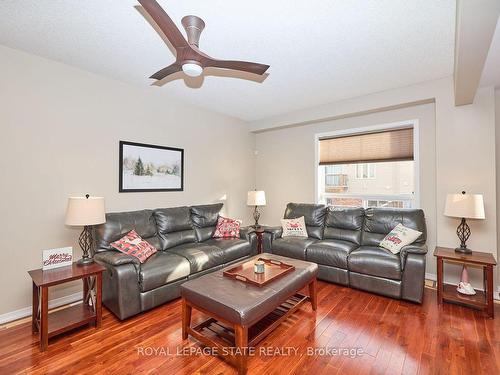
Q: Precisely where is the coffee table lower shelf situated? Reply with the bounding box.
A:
[192,293,308,347]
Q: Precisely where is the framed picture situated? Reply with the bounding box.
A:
[119,141,184,192]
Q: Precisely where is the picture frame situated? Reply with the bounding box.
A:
[119,141,184,192]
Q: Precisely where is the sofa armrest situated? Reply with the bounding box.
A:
[94,250,140,268]
[400,243,427,268]
[264,226,283,240]
[240,226,256,241]
[401,252,426,303]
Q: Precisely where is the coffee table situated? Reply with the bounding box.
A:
[180,253,318,374]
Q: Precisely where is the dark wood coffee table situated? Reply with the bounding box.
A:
[180,254,318,374]
[28,262,105,351]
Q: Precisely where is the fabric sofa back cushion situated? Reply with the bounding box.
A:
[94,209,161,253]
[362,208,426,247]
[283,203,327,240]
[190,203,224,242]
[153,207,196,250]
[324,207,364,245]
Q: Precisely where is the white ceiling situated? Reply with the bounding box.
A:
[0,0,456,122]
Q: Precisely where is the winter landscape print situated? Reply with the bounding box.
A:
[119,141,183,192]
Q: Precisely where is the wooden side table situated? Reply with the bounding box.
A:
[434,247,497,318]
[28,262,105,351]
[254,227,265,254]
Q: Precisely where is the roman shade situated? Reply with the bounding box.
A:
[319,128,414,165]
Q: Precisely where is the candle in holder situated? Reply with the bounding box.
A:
[254,260,265,274]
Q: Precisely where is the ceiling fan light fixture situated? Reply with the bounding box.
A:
[182,62,203,77]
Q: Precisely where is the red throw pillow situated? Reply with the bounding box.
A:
[110,230,157,263]
[213,217,242,239]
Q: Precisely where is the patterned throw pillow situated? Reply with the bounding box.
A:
[110,230,157,263]
[379,223,422,254]
[213,217,242,238]
[281,216,308,237]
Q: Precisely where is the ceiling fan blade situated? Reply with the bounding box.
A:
[150,63,181,80]
[138,0,189,49]
[203,59,270,75]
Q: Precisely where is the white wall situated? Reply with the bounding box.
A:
[0,45,256,315]
[254,77,498,290]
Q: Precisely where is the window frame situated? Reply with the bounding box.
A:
[314,120,420,208]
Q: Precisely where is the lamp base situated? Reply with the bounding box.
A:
[454,246,472,254]
[77,256,94,266]
[455,218,472,255]
[77,225,95,266]
[253,206,261,228]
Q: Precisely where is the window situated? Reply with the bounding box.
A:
[355,164,375,179]
[324,165,347,189]
[317,126,416,209]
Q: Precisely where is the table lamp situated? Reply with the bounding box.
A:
[444,191,485,254]
[247,190,266,228]
[65,194,106,265]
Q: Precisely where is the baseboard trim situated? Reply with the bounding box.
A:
[425,272,436,281]
[0,292,83,325]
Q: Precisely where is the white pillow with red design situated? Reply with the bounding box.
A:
[379,223,422,254]
[213,216,242,238]
[281,216,308,237]
[110,230,157,263]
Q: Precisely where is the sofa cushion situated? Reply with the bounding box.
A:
[139,252,190,292]
[271,237,318,260]
[94,209,161,252]
[213,217,242,239]
[362,208,426,247]
[348,246,402,280]
[110,230,157,263]
[191,203,223,242]
[168,242,225,273]
[306,239,358,269]
[283,203,326,240]
[379,224,423,254]
[153,207,196,250]
[281,216,308,237]
[203,238,251,263]
[324,207,364,245]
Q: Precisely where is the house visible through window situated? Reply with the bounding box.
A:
[355,164,376,179]
[317,126,416,209]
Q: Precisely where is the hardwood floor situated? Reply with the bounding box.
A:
[0,281,499,374]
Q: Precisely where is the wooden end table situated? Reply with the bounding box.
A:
[434,247,497,318]
[28,262,105,351]
[254,227,265,254]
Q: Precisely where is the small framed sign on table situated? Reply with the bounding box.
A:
[42,247,73,270]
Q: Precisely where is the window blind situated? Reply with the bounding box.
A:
[319,128,413,165]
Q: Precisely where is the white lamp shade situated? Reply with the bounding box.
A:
[65,196,106,226]
[444,193,485,219]
[247,191,266,206]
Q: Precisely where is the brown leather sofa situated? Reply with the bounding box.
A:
[264,203,428,303]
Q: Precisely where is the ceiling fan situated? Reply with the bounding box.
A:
[137,0,270,81]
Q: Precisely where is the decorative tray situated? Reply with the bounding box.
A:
[223,258,295,287]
